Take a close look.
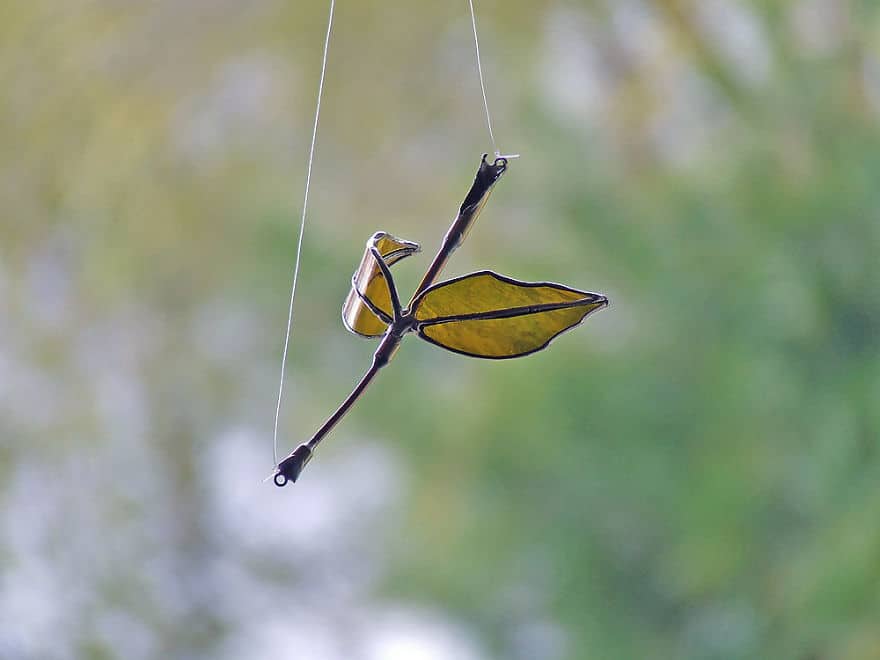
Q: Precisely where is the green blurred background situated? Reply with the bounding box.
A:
[2,1,879,658]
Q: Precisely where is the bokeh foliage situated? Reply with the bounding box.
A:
[2,1,879,659]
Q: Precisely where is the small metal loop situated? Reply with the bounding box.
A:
[274,473,288,487]
[494,153,519,166]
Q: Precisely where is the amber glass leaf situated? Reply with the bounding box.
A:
[342,232,419,337]
[411,271,608,358]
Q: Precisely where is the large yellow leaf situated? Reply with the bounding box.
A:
[342,232,420,337]
[411,270,608,358]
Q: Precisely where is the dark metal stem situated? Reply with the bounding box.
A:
[273,331,401,486]
[411,237,459,302]
[409,155,508,303]
[312,318,404,453]
[308,362,379,449]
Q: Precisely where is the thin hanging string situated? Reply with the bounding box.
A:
[273,0,335,465]
[468,0,499,157]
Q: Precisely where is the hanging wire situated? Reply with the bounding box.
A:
[274,1,513,468]
[469,0,516,159]
[273,0,336,465]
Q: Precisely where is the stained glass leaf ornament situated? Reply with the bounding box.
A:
[271,155,610,487]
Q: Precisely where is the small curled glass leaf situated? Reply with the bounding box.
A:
[342,232,420,337]
[411,270,608,358]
